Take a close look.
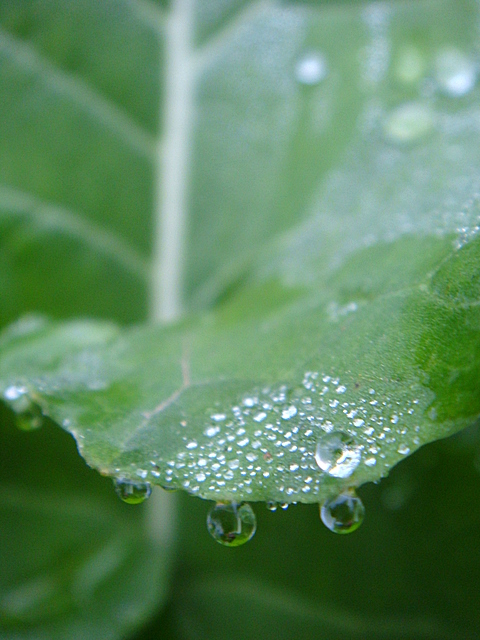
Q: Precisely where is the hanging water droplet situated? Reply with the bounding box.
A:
[266,501,278,512]
[15,407,44,431]
[4,386,44,431]
[320,490,365,534]
[435,47,476,97]
[161,485,177,492]
[383,102,434,144]
[295,52,328,85]
[207,501,256,547]
[315,431,361,478]
[113,478,152,504]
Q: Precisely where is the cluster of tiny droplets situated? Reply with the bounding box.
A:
[112,372,423,501]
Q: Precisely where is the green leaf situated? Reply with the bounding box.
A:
[0,403,174,639]
[1,0,480,507]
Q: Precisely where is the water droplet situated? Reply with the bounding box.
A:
[281,406,297,420]
[16,408,44,431]
[207,502,256,547]
[397,444,410,455]
[435,47,476,96]
[383,102,434,144]
[204,425,220,437]
[315,432,361,478]
[113,479,152,504]
[4,386,44,431]
[295,52,327,85]
[266,501,278,512]
[320,490,365,534]
[4,385,26,401]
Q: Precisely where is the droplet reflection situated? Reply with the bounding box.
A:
[114,478,152,504]
[207,501,256,547]
[4,385,44,431]
[315,431,361,478]
[320,490,365,534]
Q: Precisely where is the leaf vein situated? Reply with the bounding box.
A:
[0,184,150,282]
[0,25,155,159]
[194,0,275,73]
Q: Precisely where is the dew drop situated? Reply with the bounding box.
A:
[320,490,365,534]
[435,47,476,96]
[281,405,297,420]
[315,431,361,478]
[204,425,220,438]
[266,501,278,512]
[397,444,410,455]
[206,502,256,547]
[295,52,327,85]
[113,479,152,504]
[383,102,434,144]
[4,386,44,431]
[4,385,27,401]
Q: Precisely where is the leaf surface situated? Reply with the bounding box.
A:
[0,0,480,508]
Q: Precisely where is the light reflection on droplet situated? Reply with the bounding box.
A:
[315,431,361,478]
[207,502,256,547]
[320,490,365,534]
[114,479,152,504]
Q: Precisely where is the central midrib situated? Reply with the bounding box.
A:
[151,0,194,323]
[151,0,274,324]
